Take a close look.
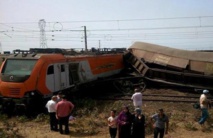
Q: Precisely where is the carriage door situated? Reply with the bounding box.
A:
[46,65,54,92]
[46,64,66,92]
[53,63,67,91]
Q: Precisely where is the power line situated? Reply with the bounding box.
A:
[2,29,213,39]
[1,25,213,33]
[1,16,213,24]
[1,16,213,50]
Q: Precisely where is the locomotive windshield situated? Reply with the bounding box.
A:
[2,59,37,75]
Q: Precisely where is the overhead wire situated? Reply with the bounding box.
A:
[1,15,213,24]
[1,15,213,50]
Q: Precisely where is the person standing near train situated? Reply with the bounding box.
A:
[107,109,118,138]
[199,89,210,125]
[45,95,58,131]
[150,108,169,138]
[131,108,146,138]
[56,95,74,134]
[117,106,132,138]
[56,91,63,103]
[131,88,143,109]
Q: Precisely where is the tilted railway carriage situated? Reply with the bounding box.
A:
[124,41,213,91]
[0,51,124,113]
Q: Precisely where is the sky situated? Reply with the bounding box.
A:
[1,0,213,53]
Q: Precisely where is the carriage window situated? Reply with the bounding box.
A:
[61,65,65,72]
[47,65,54,74]
[69,63,79,84]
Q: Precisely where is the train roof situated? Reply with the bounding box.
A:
[4,53,65,61]
[129,41,213,62]
[4,51,123,61]
[4,47,126,60]
[11,47,126,55]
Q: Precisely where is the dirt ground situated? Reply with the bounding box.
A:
[0,88,213,138]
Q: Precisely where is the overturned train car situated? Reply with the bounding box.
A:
[124,42,213,91]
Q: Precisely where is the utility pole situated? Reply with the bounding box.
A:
[83,26,88,52]
[99,40,101,49]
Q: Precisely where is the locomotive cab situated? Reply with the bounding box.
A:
[0,53,74,115]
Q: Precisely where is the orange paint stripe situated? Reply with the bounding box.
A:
[67,54,124,75]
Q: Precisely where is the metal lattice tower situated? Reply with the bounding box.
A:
[38,19,47,48]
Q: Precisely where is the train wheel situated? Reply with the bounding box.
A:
[113,80,134,94]
[1,99,15,117]
[24,95,44,117]
[135,79,146,92]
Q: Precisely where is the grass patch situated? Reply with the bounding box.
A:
[34,113,49,123]
[0,114,8,122]
[0,120,23,138]
[184,121,198,131]
[16,116,29,123]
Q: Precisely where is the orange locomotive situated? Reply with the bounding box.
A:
[0,48,125,114]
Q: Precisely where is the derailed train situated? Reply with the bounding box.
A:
[0,48,125,114]
[124,41,213,91]
[0,41,213,114]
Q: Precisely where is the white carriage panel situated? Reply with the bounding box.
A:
[46,74,54,92]
[53,64,61,92]
[78,61,94,83]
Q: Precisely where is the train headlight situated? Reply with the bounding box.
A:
[31,92,35,96]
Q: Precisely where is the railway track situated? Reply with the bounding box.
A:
[91,93,213,103]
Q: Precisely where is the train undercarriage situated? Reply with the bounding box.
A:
[0,75,145,117]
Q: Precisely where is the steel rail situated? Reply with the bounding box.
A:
[94,97,199,103]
